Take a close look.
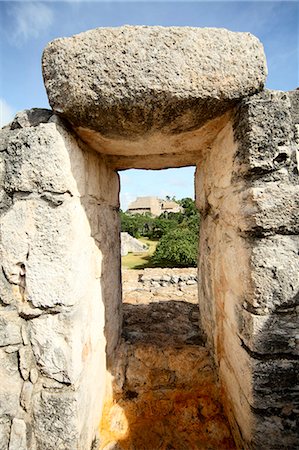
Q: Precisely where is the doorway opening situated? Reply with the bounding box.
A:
[99,167,236,449]
[119,166,201,346]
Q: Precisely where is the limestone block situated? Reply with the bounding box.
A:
[4,124,80,196]
[0,349,22,417]
[219,358,253,444]
[19,346,33,380]
[84,199,122,358]
[222,321,299,410]
[9,108,53,130]
[0,311,22,346]
[84,148,120,207]
[33,390,79,450]
[0,197,96,309]
[254,412,299,450]
[29,368,38,384]
[0,416,11,450]
[125,344,212,393]
[8,418,27,450]
[238,307,298,355]
[20,381,33,412]
[240,183,299,235]
[233,90,297,182]
[0,152,12,212]
[249,235,299,311]
[29,312,83,384]
[0,110,118,449]
[289,89,299,124]
[43,26,266,145]
[221,357,299,450]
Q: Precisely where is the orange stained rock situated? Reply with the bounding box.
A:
[99,387,236,449]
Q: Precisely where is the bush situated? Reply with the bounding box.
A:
[151,228,198,268]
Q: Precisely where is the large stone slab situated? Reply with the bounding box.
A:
[42,26,267,161]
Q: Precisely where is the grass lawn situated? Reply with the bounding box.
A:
[121,237,159,269]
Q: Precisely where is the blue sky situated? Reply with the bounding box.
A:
[0,1,298,209]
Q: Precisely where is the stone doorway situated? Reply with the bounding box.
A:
[0,25,298,450]
[98,168,236,449]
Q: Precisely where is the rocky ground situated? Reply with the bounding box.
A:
[99,269,236,450]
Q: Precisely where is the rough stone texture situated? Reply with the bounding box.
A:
[122,267,198,304]
[8,418,27,450]
[0,349,23,417]
[0,110,121,450]
[100,316,235,450]
[42,26,266,168]
[1,26,298,449]
[196,90,299,449]
[0,311,22,346]
[122,268,201,346]
[0,416,11,450]
[96,272,235,449]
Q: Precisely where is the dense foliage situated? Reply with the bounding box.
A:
[120,197,200,267]
[151,228,198,267]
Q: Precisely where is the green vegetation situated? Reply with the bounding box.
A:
[121,197,200,269]
[151,229,198,268]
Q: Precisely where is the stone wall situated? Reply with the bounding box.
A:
[122,268,198,304]
[196,90,299,449]
[0,110,121,449]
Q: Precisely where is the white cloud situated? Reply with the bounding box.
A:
[0,98,15,128]
[8,2,53,45]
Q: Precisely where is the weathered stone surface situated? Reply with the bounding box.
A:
[0,350,22,417]
[289,89,299,124]
[82,199,121,359]
[222,321,299,409]
[43,26,266,161]
[254,411,299,450]
[19,346,33,380]
[4,124,79,196]
[0,416,11,450]
[238,307,298,355]
[0,311,22,347]
[123,301,203,346]
[122,268,198,305]
[233,90,298,184]
[30,312,84,384]
[29,368,39,385]
[195,88,299,449]
[9,108,53,130]
[0,113,121,449]
[8,418,27,450]
[0,198,88,308]
[101,340,235,450]
[20,381,33,412]
[240,183,299,235]
[250,235,299,311]
[33,390,79,450]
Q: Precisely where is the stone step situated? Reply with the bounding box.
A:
[100,341,236,450]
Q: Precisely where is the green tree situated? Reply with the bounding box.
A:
[120,211,154,238]
[151,228,198,268]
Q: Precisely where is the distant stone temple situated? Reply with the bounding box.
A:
[127,196,182,216]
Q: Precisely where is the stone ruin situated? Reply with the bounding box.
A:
[0,26,298,450]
